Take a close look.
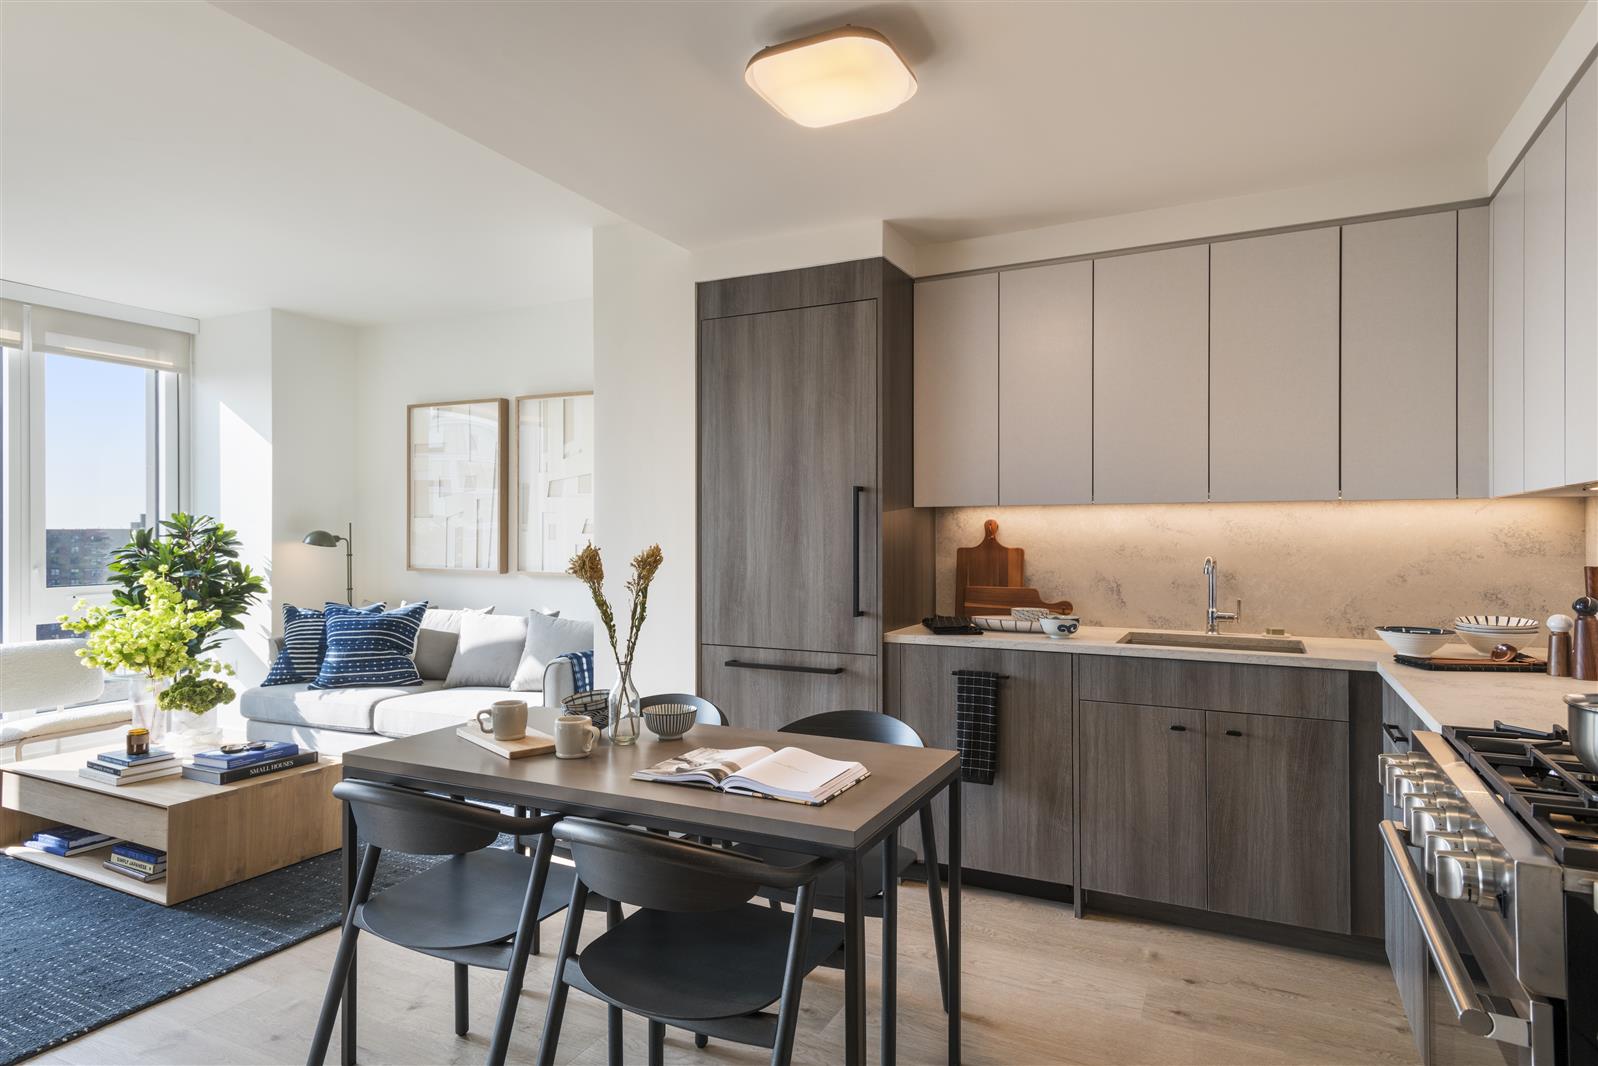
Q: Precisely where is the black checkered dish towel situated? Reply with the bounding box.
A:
[952,669,1000,785]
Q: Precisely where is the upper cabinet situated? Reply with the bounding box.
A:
[1093,245,1210,504]
[1568,63,1598,486]
[1341,212,1459,501]
[1209,228,1340,502]
[1524,111,1568,492]
[1493,163,1527,497]
[998,262,1093,505]
[913,273,997,507]
[1458,206,1491,500]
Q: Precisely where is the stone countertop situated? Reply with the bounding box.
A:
[883,624,1579,734]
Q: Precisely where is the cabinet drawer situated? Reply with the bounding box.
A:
[1079,655,1348,721]
[699,645,879,732]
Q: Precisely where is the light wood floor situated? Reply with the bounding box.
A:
[31,882,1417,1066]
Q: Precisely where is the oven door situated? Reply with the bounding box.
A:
[1382,822,1553,1065]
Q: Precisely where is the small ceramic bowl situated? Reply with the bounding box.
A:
[1375,625,1454,658]
[1040,615,1080,639]
[643,706,697,741]
[1458,629,1537,656]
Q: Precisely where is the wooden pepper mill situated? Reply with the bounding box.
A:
[1549,614,1574,678]
[1573,597,1598,682]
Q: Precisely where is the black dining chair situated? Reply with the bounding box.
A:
[639,691,728,726]
[307,780,577,1066]
[729,709,951,1010]
[536,817,842,1066]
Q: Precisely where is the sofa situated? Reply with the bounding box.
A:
[238,606,593,755]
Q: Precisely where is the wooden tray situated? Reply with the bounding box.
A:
[456,725,556,759]
[963,585,1073,617]
[1393,654,1548,673]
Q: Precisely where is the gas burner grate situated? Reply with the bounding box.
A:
[1445,724,1598,869]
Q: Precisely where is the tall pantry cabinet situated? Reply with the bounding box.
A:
[696,259,930,730]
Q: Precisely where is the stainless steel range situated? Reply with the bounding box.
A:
[1380,721,1598,1065]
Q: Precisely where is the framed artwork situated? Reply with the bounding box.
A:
[516,391,594,573]
[407,398,509,573]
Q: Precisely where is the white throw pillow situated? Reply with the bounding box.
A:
[443,612,528,688]
[511,611,595,692]
[407,604,494,681]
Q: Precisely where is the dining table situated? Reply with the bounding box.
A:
[334,709,963,1066]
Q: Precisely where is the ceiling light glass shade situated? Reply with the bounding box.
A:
[745,27,916,128]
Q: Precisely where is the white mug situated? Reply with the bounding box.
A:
[477,699,528,741]
[554,714,599,759]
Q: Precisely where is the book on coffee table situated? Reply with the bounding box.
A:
[632,746,869,806]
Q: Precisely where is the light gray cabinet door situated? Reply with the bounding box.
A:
[1494,163,1527,497]
[1210,228,1340,502]
[1569,63,1598,486]
[1341,212,1458,500]
[998,261,1092,504]
[1524,109,1568,491]
[1458,206,1492,499]
[1092,245,1209,503]
[914,273,997,506]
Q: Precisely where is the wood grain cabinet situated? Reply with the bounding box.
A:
[1341,212,1459,500]
[1209,228,1340,502]
[886,642,1072,885]
[699,647,881,735]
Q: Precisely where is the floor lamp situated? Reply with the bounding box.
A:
[303,523,354,606]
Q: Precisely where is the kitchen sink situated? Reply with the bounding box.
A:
[1116,631,1307,654]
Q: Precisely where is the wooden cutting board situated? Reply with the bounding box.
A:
[964,585,1073,616]
[456,725,556,759]
[956,520,1025,616]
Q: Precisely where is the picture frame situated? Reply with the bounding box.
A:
[406,397,509,573]
[515,391,594,574]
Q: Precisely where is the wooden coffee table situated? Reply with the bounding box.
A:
[0,749,342,905]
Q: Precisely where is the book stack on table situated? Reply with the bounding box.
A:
[24,825,119,857]
[79,747,181,787]
[181,741,318,785]
[102,842,167,883]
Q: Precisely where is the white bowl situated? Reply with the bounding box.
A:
[1458,629,1538,656]
[1039,616,1080,639]
[1455,615,1540,630]
[1375,626,1454,657]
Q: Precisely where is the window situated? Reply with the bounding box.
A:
[1,297,188,677]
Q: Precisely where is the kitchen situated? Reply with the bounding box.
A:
[693,28,1598,1066]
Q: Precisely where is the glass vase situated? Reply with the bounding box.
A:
[165,706,222,755]
[128,675,167,738]
[607,666,641,746]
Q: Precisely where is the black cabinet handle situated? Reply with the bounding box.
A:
[724,659,845,676]
[1169,724,1187,732]
[852,485,865,618]
[1382,723,1410,747]
[1225,729,1244,737]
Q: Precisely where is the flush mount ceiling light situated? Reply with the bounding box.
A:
[744,26,917,128]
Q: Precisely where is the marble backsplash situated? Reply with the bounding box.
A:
[934,498,1589,639]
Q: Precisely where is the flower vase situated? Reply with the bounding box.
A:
[607,667,641,746]
[166,706,222,754]
[129,675,168,739]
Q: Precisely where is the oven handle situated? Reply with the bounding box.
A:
[1380,821,1530,1047]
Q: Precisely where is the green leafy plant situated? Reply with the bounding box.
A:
[107,513,266,654]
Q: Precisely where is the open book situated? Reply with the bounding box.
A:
[632,746,869,806]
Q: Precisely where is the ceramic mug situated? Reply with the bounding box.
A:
[477,699,528,741]
[555,714,600,759]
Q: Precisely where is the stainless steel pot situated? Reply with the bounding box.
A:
[1563,693,1598,774]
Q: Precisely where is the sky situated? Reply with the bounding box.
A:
[43,353,148,530]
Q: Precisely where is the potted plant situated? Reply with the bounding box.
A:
[61,514,265,749]
[569,542,662,745]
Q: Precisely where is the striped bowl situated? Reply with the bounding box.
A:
[643,706,697,741]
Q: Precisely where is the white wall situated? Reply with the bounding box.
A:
[350,301,595,621]
[592,222,694,691]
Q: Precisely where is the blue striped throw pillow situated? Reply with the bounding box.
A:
[262,603,387,686]
[309,601,429,689]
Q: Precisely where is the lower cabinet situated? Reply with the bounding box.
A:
[886,643,1073,885]
[698,645,880,733]
[1077,701,1207,908]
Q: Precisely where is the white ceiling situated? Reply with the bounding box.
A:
[0,1,611,325]
[218,0,1585,249]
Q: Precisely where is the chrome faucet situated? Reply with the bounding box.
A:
[1203,556,1240,634]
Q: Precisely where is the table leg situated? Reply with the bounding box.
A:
[947,779,961,1065]
[843,851,866,1066]
[341,801,358,1066]
[882,829,897,1066]
[918,807,950,1013]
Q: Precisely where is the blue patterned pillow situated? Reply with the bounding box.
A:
[309,601,429,689]
[262,602,386,686]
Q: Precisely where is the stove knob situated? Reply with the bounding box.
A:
[1434,849,1510,910]
[1407,797,1471,846]
[1378,752,1422,789]
[1390,769,1446,806]
[1424,829,1490,875]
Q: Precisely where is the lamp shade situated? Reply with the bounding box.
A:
[303,529,344,547]
[744,26,916,128]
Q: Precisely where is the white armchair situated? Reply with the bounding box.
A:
[0,639,126,761]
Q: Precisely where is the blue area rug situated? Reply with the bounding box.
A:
[0,846,438,1065]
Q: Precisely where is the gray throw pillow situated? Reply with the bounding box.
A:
[409,605,494,681]
[444,612,529,688]
[511,611,595,691]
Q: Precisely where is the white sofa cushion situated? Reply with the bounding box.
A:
[511,612,594,691]
[444,613,528,688]
[407,604,494,681]
[372,686,515,739]
[239,680,445,734]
